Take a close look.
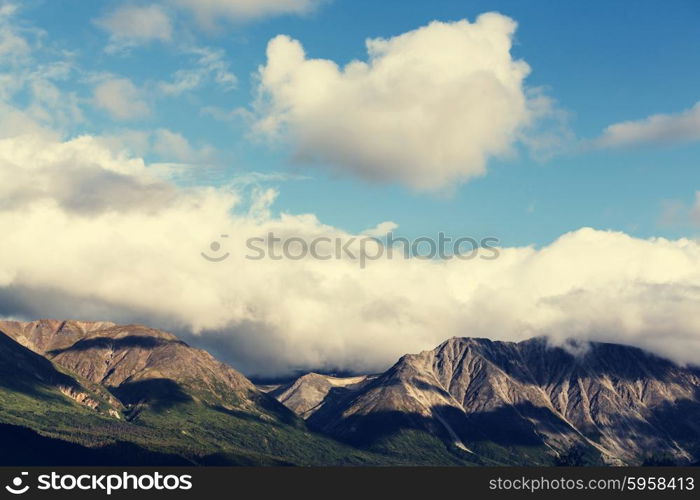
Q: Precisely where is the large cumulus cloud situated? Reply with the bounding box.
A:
[254,13,544,191]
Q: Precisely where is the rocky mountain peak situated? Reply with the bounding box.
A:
[273,336,700,465]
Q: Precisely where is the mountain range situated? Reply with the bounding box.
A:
[1,319,699,466]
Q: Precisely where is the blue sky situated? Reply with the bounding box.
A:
[9,0,700,247]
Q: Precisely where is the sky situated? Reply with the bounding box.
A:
[1,0,700,376]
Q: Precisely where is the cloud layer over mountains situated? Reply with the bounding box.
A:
[1,133,700,376]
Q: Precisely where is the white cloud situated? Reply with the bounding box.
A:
[152,128,217,163]
[0,3,30,60]
[168,0,323,26]
[0,102,63,142]
[254,13,545,191]
[94,128,226,186]
[1,132,700,376]
[0,134,176,214]
[93,77,150,120]
[24,62,83,130]
[95,128,216,165]
[94,129,152,157]
[158,46,236,96]
[363,221,398,237]
[596,102,700,148]
[0,6,82,135]
[96,5,173,51]
[201,105,250,122]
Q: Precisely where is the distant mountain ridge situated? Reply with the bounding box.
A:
[1,319,699,466]
[267,337,700,465]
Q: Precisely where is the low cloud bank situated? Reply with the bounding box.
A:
[1,134,700,375]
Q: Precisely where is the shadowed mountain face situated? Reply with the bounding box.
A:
[271,338,700,465]
[0,320,396,466]
[0,329,118,413]
[0,320,254,401]
[0,423,192,466]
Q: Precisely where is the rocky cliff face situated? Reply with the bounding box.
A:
[0,326,117,414]
[0,319,256,410]
[274,337,700,465]
[267,373,373,419]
